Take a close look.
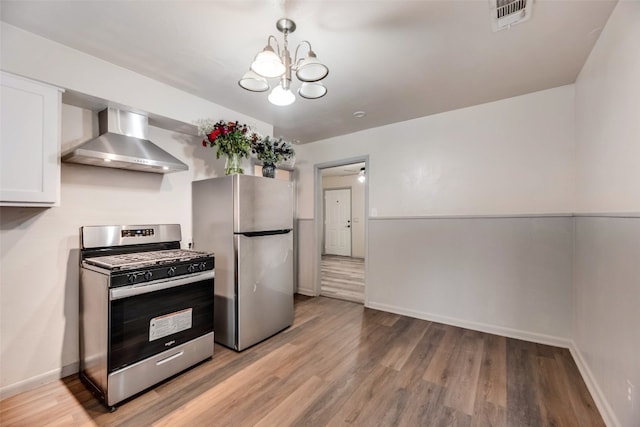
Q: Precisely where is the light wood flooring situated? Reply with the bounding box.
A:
[0,296,604,426]
[321,255,365,304]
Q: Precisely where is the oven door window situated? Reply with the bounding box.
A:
[109,278,213,372]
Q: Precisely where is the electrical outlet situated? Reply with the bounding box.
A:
[628,380,635,409]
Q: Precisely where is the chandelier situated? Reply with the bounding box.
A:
[238,18,329,106]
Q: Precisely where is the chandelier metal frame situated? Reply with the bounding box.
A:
[238,18,329,106]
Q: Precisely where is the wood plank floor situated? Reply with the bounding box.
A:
[321,255,365,304]
[0,296,604,427]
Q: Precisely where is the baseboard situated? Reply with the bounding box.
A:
[296,287,315,297]
[0,361,79,401]
[366,301,571,348]
[568,341,620,427]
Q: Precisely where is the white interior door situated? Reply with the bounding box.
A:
[324,189,351,256]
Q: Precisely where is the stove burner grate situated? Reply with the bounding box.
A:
[85,249,212,270]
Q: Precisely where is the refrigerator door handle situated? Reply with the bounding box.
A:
[237,229,292,237]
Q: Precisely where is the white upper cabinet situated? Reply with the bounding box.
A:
[1,71,64,207]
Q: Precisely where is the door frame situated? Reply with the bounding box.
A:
[313,155,369,304]
[323,187,352,256]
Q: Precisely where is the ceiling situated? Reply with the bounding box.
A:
[321,162,365,177]
[0,0,617,144]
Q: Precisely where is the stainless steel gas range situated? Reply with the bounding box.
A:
[79,224,214,410]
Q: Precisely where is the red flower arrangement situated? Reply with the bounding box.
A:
[196,119,259,157]
[196,119,261,174]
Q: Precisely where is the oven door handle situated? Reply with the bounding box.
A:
[110,270,215,300]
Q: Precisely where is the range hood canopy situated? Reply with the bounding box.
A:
[62,108,188,174]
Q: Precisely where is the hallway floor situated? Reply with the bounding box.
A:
[321,254,365,304]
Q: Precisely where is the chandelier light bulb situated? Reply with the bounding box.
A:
[268,85,296,106]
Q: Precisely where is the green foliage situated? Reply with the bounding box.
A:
[251,136,295,165]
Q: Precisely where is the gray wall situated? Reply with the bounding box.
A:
[572,216,640,427]
[296,219,315,296]
[367,216,573,344]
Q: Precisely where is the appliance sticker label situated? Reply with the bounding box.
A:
[149,308,192,342]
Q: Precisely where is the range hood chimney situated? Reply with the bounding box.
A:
[62,108,188,174]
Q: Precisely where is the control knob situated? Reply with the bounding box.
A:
[127,274,136,284]
[144,271,153,281]
[187,264,196,273]
[167,266,177,277]
[199,262,207,271]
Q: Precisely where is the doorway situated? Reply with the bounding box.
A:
[316,158,368,304]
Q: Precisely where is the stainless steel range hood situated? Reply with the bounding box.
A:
[62,108,188,174]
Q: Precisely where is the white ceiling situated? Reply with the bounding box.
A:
[0,0,617,144]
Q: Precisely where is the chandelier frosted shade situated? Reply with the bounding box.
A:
[251,47,286,78]
[238,70,269,92]
[295,52,329,82]
[298,82,327,99]
[239,18,328,106]
[268,85,296,106]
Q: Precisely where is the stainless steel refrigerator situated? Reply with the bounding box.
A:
[192,175,294,351]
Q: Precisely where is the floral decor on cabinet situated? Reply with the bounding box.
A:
[196,119,259,175]
[251,136,295,164]
[251,136,295,177]
[197,118,295,178]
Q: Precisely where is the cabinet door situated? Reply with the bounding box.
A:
[1,71,63,206]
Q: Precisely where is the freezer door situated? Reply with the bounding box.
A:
[234,175,293,233]
[235,230,294,350]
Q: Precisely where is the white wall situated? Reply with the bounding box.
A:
[296,85,576,219]
[574,1,640,214]
[322,175,365,258]
[572,2,640,427]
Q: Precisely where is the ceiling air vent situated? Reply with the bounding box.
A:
[490,0,533,32]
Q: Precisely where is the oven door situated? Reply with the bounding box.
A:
[109,271,214,372]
